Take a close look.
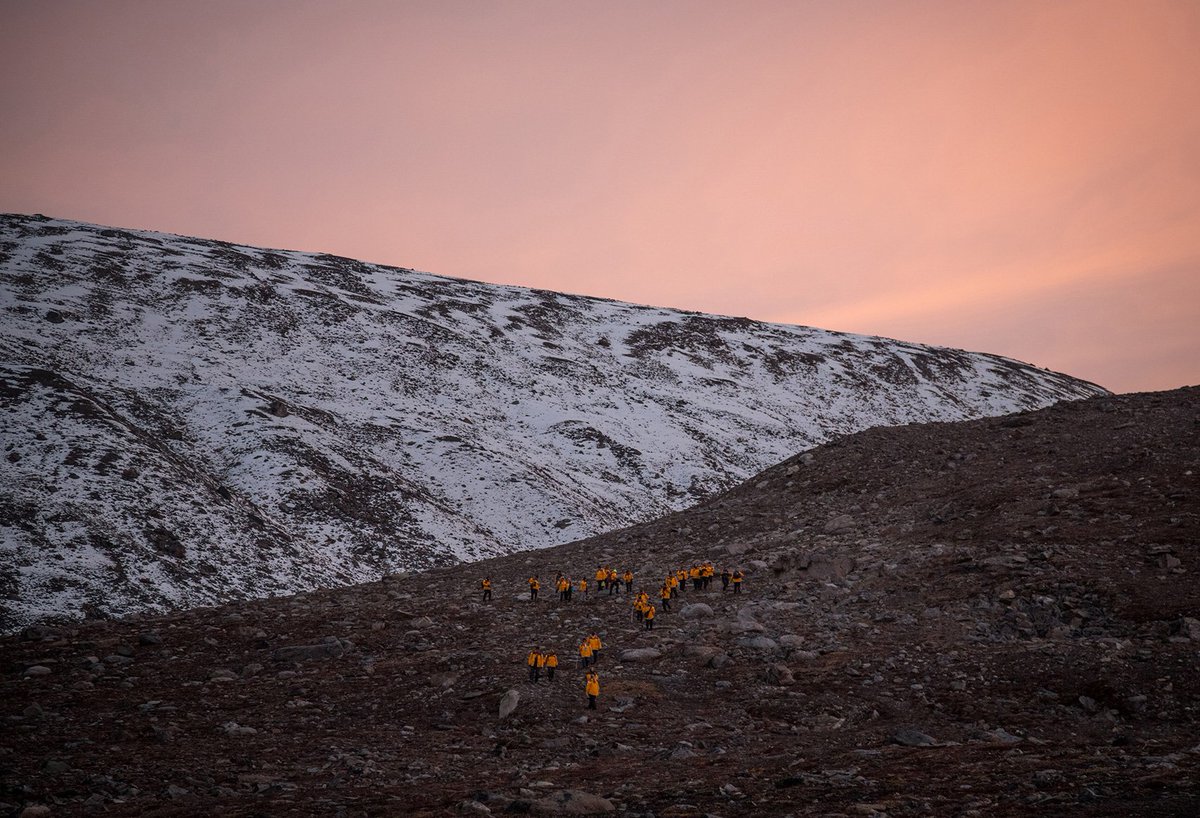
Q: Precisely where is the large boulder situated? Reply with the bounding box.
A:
[680,603,715,620]
[531,789,615,815]
[272,637,351,662]
[498,688,520,719]
[619,648,662,663]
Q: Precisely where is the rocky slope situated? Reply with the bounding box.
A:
[2,387,1196,816]
[0,214,1106,630]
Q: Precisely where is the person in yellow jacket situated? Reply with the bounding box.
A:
[622,569,633,593]
[527,649,541,683]
[545,652,558,681]
[577,578,588,600]
[667,573,679,598]
[595,566,607,592]
[659,583,671,612]
[585,670,600,709]
[676,568,688,593]
[528,575,540,602]
[633,597,646,623]
[607,568,619,595]
[588,633,602,664]
[689,565,701,591]
[644,602,656,630]
[481,578,492,602]
[557,576,569,602]
[578,638,593,669]
[732,569,744,594]
[702,563,714,590]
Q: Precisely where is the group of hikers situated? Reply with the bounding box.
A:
[487,560,746,709]
[511,563,745,608]
[525,633,605,707]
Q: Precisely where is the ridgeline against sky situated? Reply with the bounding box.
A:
[1,0,1197,393]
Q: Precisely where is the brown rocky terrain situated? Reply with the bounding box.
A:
[2,387,1198,817]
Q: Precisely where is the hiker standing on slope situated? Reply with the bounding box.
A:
[577,577,588,600]
[659,583,671,612]
[546,652,558,681]
[622,569,634,594]
[528,575,540,602]
[585,670,600,710]
[732,569,744,594]
[644,603,656,630]
[588,633,603,664]
[481,578,492,602]
[578,638,593,669]
[527,649,541,683]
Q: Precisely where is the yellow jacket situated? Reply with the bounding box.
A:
[660,586,670,599]
[586,675,600,696]
[536,653,547,667]
[529,578,540,589]
[595,568,606,581]
[481,579,491,589]
[527,651,539,666]
[622,571,633,582]
[579,642,592,657]
[645,605,655,619]
[588,635,602,651]
[546,654,558,668]
[578,579,588,590]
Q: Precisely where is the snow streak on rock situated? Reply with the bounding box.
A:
[0,214,1107,629]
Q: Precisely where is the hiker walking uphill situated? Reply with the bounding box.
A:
[659,583,671,612]
[585,670,600,710]
[481,578,492,602]
[557,576,570,602]
[644,602,655,630]
[578,637,593,669]
[721,568,731,592]
[607,568,619,595]
[595,566,607,593]
[577,578,588,600]
[588,633,603,664]
[732,569,744,594]
[545,652,558,681]
[622,569,633,593]
[528,575,540,602]
[527,649,541,683]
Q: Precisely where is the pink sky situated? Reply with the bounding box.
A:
[2,0,1197,393]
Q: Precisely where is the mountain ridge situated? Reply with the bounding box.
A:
[0,213,1107,630]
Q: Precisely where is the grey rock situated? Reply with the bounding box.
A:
[430,671,460,689]
[499,688,521,719]
[823,514,856,533]
[619,648,662,663]
[23,665,52,676]
[272,638,351,662]
[890,728,937,747]
[680,603,715,620]
[739,636,779,651]
[530,789,615,815]
[779,634,805,648]
[766,663,795,685]
[138,631,163,646]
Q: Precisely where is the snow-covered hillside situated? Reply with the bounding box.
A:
[0,214,1106,629]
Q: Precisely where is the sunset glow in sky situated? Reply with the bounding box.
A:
[3,0,1197,393]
